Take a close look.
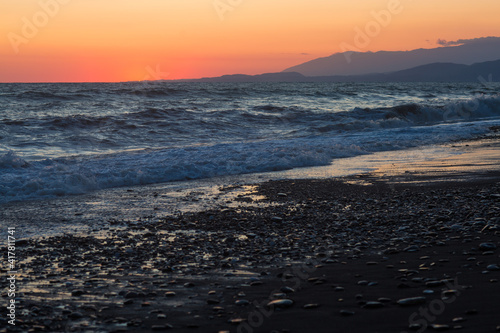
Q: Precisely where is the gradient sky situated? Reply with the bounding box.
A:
[1,0,500,82]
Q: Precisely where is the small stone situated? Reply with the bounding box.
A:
[340,310,355,316]
[452,317,466,323]
[426,280,445,287]
[487,264,500,271]
[280,286,295,293]
[228,318,246,325]
[357,280,368,285]
[165,291,176,297]
[404,245,420,252]
[184,282,195,288]
[267,299,294,308]
[334,286,345,292]
[430,324,450,331]
[68,312,83,319]
[235,299,250,306]
[363,301,384,309]
[409,323,423,331]
[125,291,140,298]
[303,303,320,309]
[397,297,426,306]
[479,243,497,251]
[71,290,85,296]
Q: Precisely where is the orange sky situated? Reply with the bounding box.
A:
[1,0,500,82]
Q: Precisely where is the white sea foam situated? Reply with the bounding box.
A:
[1,119,498,204]
[1,82,500,203]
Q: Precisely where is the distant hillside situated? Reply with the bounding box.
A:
[282,37,500,76]
[177,72,305,83]
[171,59,500,83]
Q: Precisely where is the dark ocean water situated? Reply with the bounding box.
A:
[1,81,500,203]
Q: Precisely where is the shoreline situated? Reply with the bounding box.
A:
[1,136,499,332]
[2,133,500,240]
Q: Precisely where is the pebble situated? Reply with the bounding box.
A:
[397,297,426,306]
[479,243,497,251]
[280,286,295,293]
[487,264,500,271]
[363,301,384,309]
[340,310,355,316]
[430,324,450,331]
[303,303,320,309]
[228,318,246,325]
[235,299,250,306]
[151,324,173,331]
[71,290,85,296]
[377,297,391,303]
[267,299,294,308]
[426,280,445,287]
[404,245,420,252]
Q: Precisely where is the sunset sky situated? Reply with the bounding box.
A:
[1,0,500,82]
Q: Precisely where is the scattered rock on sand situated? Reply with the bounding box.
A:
[397,297,426,306]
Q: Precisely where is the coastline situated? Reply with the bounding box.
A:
[1,135,500,332]
[2,132,500,240]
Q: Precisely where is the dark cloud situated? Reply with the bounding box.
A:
[437,36,500,47]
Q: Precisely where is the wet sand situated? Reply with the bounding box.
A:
[1,137,500,333]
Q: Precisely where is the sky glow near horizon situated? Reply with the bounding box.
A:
[1,0,500,82]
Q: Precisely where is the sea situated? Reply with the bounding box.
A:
[1,81,500,204]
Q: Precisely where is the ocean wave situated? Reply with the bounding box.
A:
[0,119,496,204]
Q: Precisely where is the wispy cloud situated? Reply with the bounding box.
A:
[437,36,500,47]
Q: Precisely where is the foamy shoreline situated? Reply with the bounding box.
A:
[1,134,499,241]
